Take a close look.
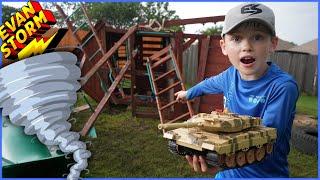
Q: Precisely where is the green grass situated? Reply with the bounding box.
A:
[288,147,318,177]
[72,93,317,178]
[71,108,210,178]
[296,94,318,118]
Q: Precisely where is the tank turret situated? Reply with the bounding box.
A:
[158,112,261,133]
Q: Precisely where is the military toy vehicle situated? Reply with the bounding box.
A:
[158,111,277,169]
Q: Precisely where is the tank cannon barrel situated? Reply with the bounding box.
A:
[158,122,199,130]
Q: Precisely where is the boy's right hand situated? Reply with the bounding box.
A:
[185,155,220,175]
[174,90,187,103]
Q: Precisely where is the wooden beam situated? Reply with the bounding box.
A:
[81,51,137,136]
[81,25,137,86]
[129,35,136,117]
[183,37,196,52]
[194,36,211,113]
[164,16,225,27]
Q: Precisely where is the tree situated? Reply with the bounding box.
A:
[140,2,183,32]
[201,25,223,36]
[86,2,142,29]
[41,2,81,28]
[141,2,178,22]
[2,5,18,23]
[40,2,181,31]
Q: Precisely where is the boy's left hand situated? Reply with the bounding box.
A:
[185,155,221,175]
[174,90,187,103]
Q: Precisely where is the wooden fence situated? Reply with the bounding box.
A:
[269,51,318,96]
[182,44,198,86]
[183,44,318,96]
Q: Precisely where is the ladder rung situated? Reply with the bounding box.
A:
[156,81,181,96]
[167,112,191,124]
[143,50,159,55]
[81,33,95,48]
[151,55,171,69]
[88,48,102,61]
[154,69,175,82]
[149,45,171,60]
[160,99,178,111]
[73,21,87,35]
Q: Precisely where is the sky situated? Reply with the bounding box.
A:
[169,2,318,45]
[2,1,318,45]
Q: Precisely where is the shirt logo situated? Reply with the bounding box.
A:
[241,4,262,15]
[249,95,266,104]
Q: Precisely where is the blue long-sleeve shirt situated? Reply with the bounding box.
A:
[186,62,299,178]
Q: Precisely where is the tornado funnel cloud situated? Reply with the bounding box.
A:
[0,52,91,179]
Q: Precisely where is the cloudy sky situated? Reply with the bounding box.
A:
[169,2,318,45]
[2,1,318,45]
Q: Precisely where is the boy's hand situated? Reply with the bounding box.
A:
[175,90,187,103]
[185,155,220,175]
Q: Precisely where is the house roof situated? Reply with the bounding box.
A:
[288,39,318,55]
[276,38,296,51]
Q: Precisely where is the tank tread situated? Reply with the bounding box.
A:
[168,140,221,167]
[167,140,273,169]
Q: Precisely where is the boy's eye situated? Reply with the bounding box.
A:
[253,34,264,41]
[231,35,241,42]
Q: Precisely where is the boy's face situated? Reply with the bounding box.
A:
[220,24,278,80]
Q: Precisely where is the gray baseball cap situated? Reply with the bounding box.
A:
[221,3,275,36]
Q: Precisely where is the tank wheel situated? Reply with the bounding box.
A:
[245,149,255,164]
[225,154,236,168]
[235,151,246,167]
[255,147,266,161]
[265,143,273,154]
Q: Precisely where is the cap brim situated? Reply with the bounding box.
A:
[222,17,275,36]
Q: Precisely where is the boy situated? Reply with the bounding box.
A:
[175,2,299,178]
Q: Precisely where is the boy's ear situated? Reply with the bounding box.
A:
[220,39,228,55]
[270,36,279,52]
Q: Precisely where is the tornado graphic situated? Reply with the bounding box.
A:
[0,52,91,179]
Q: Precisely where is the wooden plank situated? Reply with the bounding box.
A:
[170,48,194,117]
[118,49,126,54]
[118,54,127,57]
[118,61,127,66]
[72,104,90,113]
[146,58,165,124]
[143,50,159,55]
[164,16,225,27]
[143,44,163,48]
[194,36,210,113]
[129,36,136,117]
[81,25,137,85]
[183,37,196,51]
[156,81,181,96]
[151,54,171,69]
[142,36,162,42]
[118,46,126,50]
[149,45,171,60]
[154,69,175,82]
[81,51,136,136]
[160,99,178,111]
[167,112,190,123]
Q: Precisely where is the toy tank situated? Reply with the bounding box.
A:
[158,111,277,169]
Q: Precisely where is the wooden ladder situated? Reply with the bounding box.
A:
[146,45,194,125]
[54,3,125,99]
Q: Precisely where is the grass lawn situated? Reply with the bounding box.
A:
[296,93,318,118]
[72,93,317,178]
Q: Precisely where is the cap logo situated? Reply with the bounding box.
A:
[241,4,262,15]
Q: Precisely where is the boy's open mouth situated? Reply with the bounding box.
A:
[240,57,256,64]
